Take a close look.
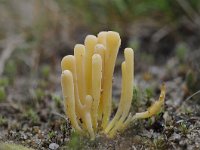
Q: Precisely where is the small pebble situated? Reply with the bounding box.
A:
[171,133,181,141]
[49,143,59,150]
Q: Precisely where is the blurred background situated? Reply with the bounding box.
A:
[0,0,200,149]
[0,0,199,99]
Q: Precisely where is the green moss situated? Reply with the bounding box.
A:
[24,109,39,124]
[0,77,9,87]
[33,88,45,101]
[147,117,154,126]
[0,143,33,150]
[52,94,62,108]
[48,131,56,139]
[131,86,142,112]
[179,121,189,135]
[67,132,83,150]
[0,87,6,102]
[60,123,67,133]
[40,65,51,79]
[132,86,141,102]
[186,70,200,94]
[175,43,188,62]
[153,137,168,150]
[145,87,154,100]
[0,115,7,126]
[4,60,17,82]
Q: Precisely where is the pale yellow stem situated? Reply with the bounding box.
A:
[61,70,82,133]
[94,44,105,80]
[82,95,95,139]
[118,48,134,118]
[104,62,126,133]
[108,117,123,138]
[91,54,102,130]
[94,44,106,120]
[97,32,107,120]
[102,31,121,129]
[108,48,134,137]
[120,113,133,131]
[84,35,97,95]
[74,44,86,104]
[61,56,83,116]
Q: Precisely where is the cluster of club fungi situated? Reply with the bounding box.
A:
[61,31,166,140]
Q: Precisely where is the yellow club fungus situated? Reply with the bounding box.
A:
[61,31,166,139]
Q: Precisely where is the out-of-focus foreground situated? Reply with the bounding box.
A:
[0,0,200,149]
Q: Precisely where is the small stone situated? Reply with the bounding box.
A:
[49,143,59,150]
[21,132,27,140]
[171,133,181,141]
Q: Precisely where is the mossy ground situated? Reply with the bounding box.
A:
[0,51,200,149]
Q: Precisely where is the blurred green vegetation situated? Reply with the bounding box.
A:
[24,108,39,124]
[1,0,199,59]
[0,87,6,102]
[57,0,200,34]
[175,43,188,63]
[0,0,199,43]
[0,143,33,150]
[67,131,83,150]
[0,115,7,126]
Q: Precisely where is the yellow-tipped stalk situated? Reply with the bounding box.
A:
[104,62,126,134]
[61,56,83,116]
[91,54,102,130]
[74,44,86,105]
[84,35,97,95]
[61,70,82,133]
[94,44,106,120]
[106,48,134,137]
[101,31,121,129]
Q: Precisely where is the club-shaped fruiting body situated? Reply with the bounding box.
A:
[61,31,166,139]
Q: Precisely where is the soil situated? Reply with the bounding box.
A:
[0,51,200,150]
